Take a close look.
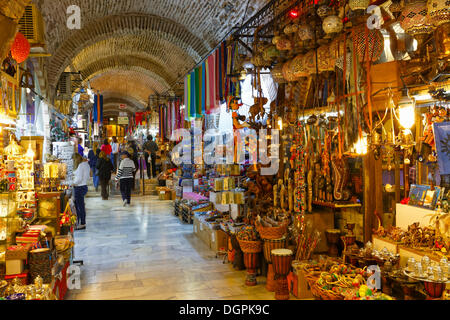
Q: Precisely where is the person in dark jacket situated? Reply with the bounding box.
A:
[96,151,114,200]
[88,143,100,192]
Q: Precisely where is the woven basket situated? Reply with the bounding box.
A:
[257,223,287,240]
[313,282,345,300]
[238,239,262,253]
[0,281,7,297]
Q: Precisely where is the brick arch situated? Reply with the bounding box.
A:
[47,14,207,87]
[102,96,144,112]
[80,56,172,91]
[89,70,163,107]
[71,35,194,82]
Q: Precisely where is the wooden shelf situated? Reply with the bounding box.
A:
[312,200,362,209]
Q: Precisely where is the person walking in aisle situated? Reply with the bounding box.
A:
[101,138,112,160]
[96,151,114,200]
[126,140,139,190]
[77,137,84,156]
[72,153,90,230]
[88,143,100,191]
[115,151,136,206]
[143,135,158,179]
[111,136,119,171]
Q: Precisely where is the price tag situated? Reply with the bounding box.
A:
[194,225,197,233]
[211,232,215,242]
[200,224,203,231]
[160,191,165,195]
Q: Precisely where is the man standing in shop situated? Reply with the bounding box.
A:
[143,135,158,179]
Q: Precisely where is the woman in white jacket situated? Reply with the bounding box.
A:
[73,153,90,230]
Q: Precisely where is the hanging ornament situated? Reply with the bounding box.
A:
[349,0,370,11]
[298,24,314,41]
[399,1,434,35]
[323,15,343,34]
[10,32,30,64]
[352,25,385,62]
[317,5,334,19]
[427,0,450,26]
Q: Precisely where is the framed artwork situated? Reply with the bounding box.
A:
[423,189,435,208]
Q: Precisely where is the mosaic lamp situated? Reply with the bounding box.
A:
[399,1,434,34]
[10,32,30,64]
[323,15,343,34]
[427,0,450,26]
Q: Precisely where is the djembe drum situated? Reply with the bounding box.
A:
[243,252,260,286]
[271,249,293,300]
[325,229,341,257]
[263,238,286,292]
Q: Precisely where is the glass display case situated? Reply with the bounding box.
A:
[0,192,19,278]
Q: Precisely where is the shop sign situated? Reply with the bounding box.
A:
[118,117,128,125]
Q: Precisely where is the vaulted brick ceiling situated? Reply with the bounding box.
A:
[33,0,267,113]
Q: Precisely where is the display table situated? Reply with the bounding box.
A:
[372,235,400,254]
[396,204,436,230]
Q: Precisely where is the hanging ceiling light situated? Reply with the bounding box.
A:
[398,94,415,129]
[353,134,368,155]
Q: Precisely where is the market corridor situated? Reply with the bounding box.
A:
[65,195,275,300]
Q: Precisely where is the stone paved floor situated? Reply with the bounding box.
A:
[65,194,286,300]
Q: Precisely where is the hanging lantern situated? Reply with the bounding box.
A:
[427,0,450,26]
[399,1,434,35]
[349,0,370,11]
[291,54,308,78]
[10,32,30,64]
[317,5,334,19]
[298,24,314,41]
[323,15,343,34]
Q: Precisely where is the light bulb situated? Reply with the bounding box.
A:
[26,88,31,94]
[26,146,35,158]
[398,96,415,129]
[278,119,283,130]
[353,135,368,155]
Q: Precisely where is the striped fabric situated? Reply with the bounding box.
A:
[115,158,135,180]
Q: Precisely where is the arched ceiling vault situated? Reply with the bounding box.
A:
[34,0,268,112]
[80,56,173,90]
[46,14,207,88]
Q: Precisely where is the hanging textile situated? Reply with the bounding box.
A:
[218,44,223,103]
[214,50,220,112]
[93,95,98,123]
[171,101,176,134]
[135,112,143,126]
[190,72,196,119]
[207,53,216,113]
[201,62,206,116]
[159,105,163,139]
[194,67,200,117]
[184,75,189,121]
[98,94,103,125]
[205,58,210,114]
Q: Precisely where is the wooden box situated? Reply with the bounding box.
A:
[210,229,228,252]
[6,259,24,275]
[292,267,315,299]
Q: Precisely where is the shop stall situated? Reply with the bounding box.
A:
[165,0,450,300]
